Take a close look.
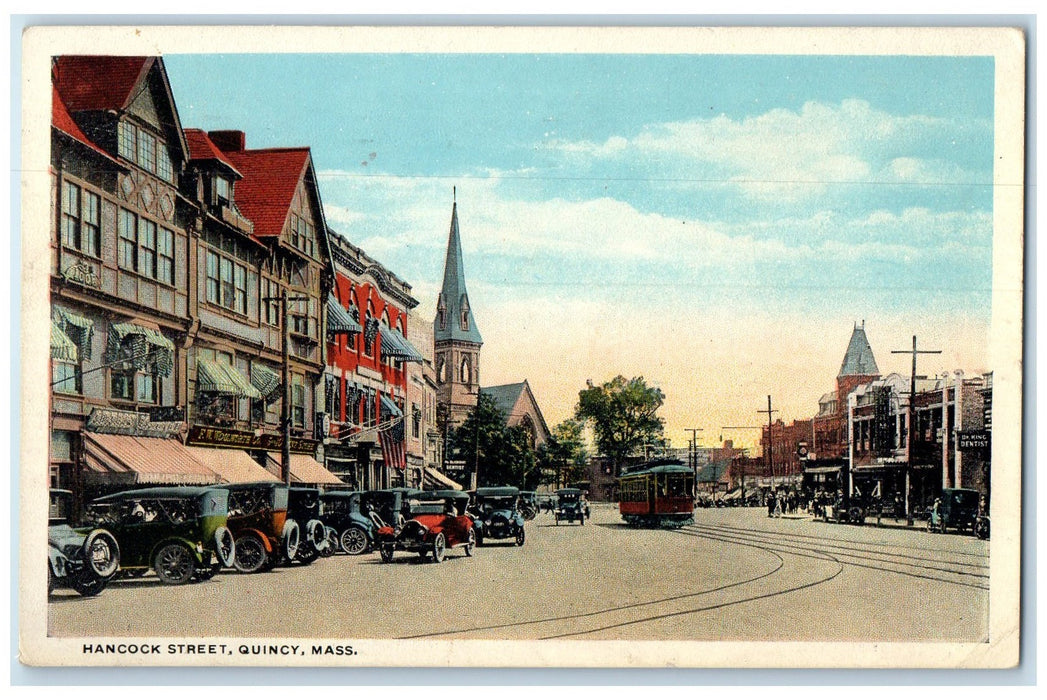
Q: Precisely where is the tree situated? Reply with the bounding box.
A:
[574,375,665,475]
[451,393,540,489]
[538,419,588,488]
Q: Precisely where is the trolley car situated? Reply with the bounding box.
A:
[618,460,695,528]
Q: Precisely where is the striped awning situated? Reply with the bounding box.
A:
[380,394,403,417]
[109,322,175,377]
[51,321,78,362]
[327,295,362,335]
[82,433,219,486]
[250,363,281,401]
[184,446,280,484]
[264,452,344,485]
[197,359,262,399]
[52,306,94,359]
[380,326,423,362]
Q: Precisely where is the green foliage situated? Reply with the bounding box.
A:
[451,394,541,489]
[538,419,589,488]
[574,375,665,473]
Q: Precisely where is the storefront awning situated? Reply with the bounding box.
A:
[249,363,281,401]
[109,321,175,377]
[804,465,844,475]
[264,452,344,485]
[380,394,403,417]
[424,467,463,491]
[51,321,78,362]
[327,295,362,335]
[52,306,94,359]
[197,359,262,399]
[82,433,219,485]
[184,446,279,484]
[380,326,423,362]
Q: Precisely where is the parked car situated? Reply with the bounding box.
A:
[220,482,297,573]
[287,487,328,564]
[555,488,588,525]
[375,490,475,563]
[518,491,539,520]
[822,491,866,525]
[85,486,236,585]
[48,489,120,596]
[320,490,379,556]
[928,488,981,534]
[469,486,526,546]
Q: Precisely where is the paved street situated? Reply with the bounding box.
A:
[48,503,989,642]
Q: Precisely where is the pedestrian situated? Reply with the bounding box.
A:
[773,493,783,518]
[767,491,775,518]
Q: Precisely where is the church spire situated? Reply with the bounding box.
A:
[435,193,482,345]
[838,321,879,377]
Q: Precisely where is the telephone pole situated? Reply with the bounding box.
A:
[891,335,941,525]
[262,288,309,485]
[756,396,779,490]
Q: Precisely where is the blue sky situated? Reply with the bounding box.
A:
[164,53,996,446]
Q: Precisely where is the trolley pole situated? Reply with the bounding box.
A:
[757,396,779,491]
[685,427,703,487]
[891,335,941,525]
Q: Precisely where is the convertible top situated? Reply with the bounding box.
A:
[92,485,226,502]
[475,486,520,498]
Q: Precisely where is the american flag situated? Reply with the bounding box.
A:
[379,418,406,471]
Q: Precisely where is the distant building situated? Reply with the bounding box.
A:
[811,322,881,462]
[480,381,551,450]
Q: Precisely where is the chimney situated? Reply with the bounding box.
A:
[208,130,246,152]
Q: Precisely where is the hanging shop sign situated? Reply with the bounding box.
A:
[186,425,318,454]
[958,430,991,454]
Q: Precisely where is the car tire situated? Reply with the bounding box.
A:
[515,528,525,547]
[431,533,446,563]
[214,526,236,568]
[153,543,196,585]
[281,520,301,562]
[465,528,476,556]
[297,546,320,565]
[233,533,268,574]
[379,542,395,563]
[340,525,369,556]
[319,528,338,557]
[82,529,120,579]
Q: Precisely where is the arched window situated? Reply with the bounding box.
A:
[460,295,470,331]
[437,295,446,330]
[437,356,446,384]
[460,355,471,385]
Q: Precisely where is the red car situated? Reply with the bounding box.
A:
[375,491,475,563]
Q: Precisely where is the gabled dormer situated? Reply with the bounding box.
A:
[183,128,253,235]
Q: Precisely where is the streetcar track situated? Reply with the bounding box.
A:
[699,522,990,569]
[677,525,988,591]
[397,546,788,639]
[539,527,845,639]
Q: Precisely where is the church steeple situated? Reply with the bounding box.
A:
[435,195,483,345]
[838,321,879,377]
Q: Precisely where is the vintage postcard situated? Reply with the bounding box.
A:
[18,25,1024,669]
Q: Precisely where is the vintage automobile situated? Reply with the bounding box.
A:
[220,482,297,573]
[469,486,526,546]
[822,491,867,525]
[85,486,236,585]
[320,490,380,556]
[518,491,539,521]
[48,489,120,596]
[287,487,328,564]
[375,490,475,563]
[928,488,981,534]
[555,488,588,525]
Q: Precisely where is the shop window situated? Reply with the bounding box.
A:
[292,375,306,427]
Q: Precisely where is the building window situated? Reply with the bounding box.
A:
[82,191,100,257]
[157,227,174,285]
[118,209,137,271]
[138,219,157,279]
[118,121,135,160]
[61,182,79,250]
[460,356,471,385]
[52,361,81,395]
[262,277,280,326]
[234,265,247,315]
[138,130,157,173]
[61,183,101,257]
[206,247,248,316]
[119,120,172,181]
[206,251,220,305]
[215,176,231,206]
[110,368,134,401]
[292,375,306,427]
[136,373,158,404]
[157,143,173,182]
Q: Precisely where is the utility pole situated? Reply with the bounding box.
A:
[263,288,309,485]
[756,396,779,491]
[685,427,703,470]
[891,335,941,525]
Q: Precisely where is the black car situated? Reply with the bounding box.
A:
[48,489,120,596]
[287,487,328,564]
[555,488,588,525]
[469,487,526,546]
[320,490,380,556]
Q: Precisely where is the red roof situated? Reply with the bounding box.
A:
[51,85,120,163]
[183,128,243,177]
[52,56,152,112]
[220,147,311,238]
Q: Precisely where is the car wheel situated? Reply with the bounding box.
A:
[319,528,338,557]
[297,546,320,565]
[464,528,475,557]
[281,520,301,562]
[153,543,196,585]
[340,525,369,556]
[233,534,268,574]
[82,529,120,579]
[515,528,525,547]
[431,533,446,563]
[214,526,236,568]
[379,542,395,563]
[71,571,107,597]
